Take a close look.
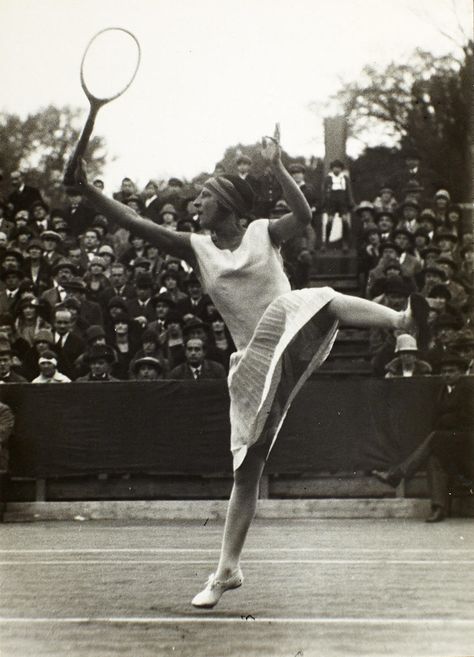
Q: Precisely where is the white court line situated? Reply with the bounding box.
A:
[1,559,474,565]
[0,547,472,554]
[0,617,473,626]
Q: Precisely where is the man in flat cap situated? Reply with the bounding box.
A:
[41,258,77,309]
[131,356,165,381]
[40,230,63,269]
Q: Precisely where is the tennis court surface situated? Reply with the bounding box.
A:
[1,518,473,657]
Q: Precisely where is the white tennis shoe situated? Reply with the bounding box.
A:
[191,568,244,608]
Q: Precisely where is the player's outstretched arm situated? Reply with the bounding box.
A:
[264,125,312,246]
[68,159,195,263]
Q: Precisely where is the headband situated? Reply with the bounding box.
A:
[203,177,247,216]
[38,356,57,366]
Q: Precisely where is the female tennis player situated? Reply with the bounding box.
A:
[69,129,429,608]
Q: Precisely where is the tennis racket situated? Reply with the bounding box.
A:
[64,27,141,186]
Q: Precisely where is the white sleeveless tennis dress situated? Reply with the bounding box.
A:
[190,219,339,470]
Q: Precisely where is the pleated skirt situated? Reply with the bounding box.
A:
[228,286,339,470]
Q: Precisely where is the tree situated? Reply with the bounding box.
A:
[333,42,472,202]
[0,105,107,192]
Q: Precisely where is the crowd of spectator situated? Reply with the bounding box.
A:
[0,148,472,383]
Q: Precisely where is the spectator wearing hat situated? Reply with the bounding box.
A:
[41,258,77,309]
[76,344,118,382]
[2,249,24,273]
[287,163,315,208]
[160,311,185,369]
[73,324,108,378]
[143,243,165,278]
[393,228,422,279]
[0,202,14,240]
[83,256,113,305]
[435,256,467,310]
[425,314,463,374]
[443,204,463,237]
[91,214,114,249]
[412,228,431,262]
[7,171,43,216]
[235,155,260,203]
[29,200,51,237]
[358,226,381,283]
[0,339,27,383]
[141,180,162,224]
[64,192,96,237]
[181,316,225,366]
[321,159,354,252]
[369,260,415,300]
[384,334,432,378]
[433,230,459,262]
[21,328,56,380]
[373,186,398,214]
[0,312,30,365]
[373,353,473,523]
[52,308,85,380]
[9,225,34,259]
[396,199,420,233]
[131,356,165,381]
[157,269,187,304]
[97,244,116,274]
[432,189,451,228]
[366,242,402,298]
[453,334,474,375]
[119,234,147,269]
[388,148,438,200]
[157,204,178,232]
[401,179,425,205]
[168,336,226,380]
[458,243,474,292]
[374,210,395,243]
[425,284,463,329]
[40,229,64,268]
[419,265,448,299]
[420,245,441,269]
[32,349,70,383]
[129,328,167,377]
[176,274,211,322]
[0,266,24,315]
[13,297,52,347]
[109,311,141,379]
[124,195,145,216]
[370,277,411,375]
[148,292,175,335]
[126,272,156,327]
[62,277,104,329]
[23,238,51,294]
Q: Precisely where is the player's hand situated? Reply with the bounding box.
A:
[64,157,88,192]
[261,123,281,164]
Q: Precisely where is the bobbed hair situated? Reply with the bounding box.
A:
[220,174,254,215]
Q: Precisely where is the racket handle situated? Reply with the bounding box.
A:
[63,104,99,186]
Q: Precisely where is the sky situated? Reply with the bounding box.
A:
[0,0,471,191]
